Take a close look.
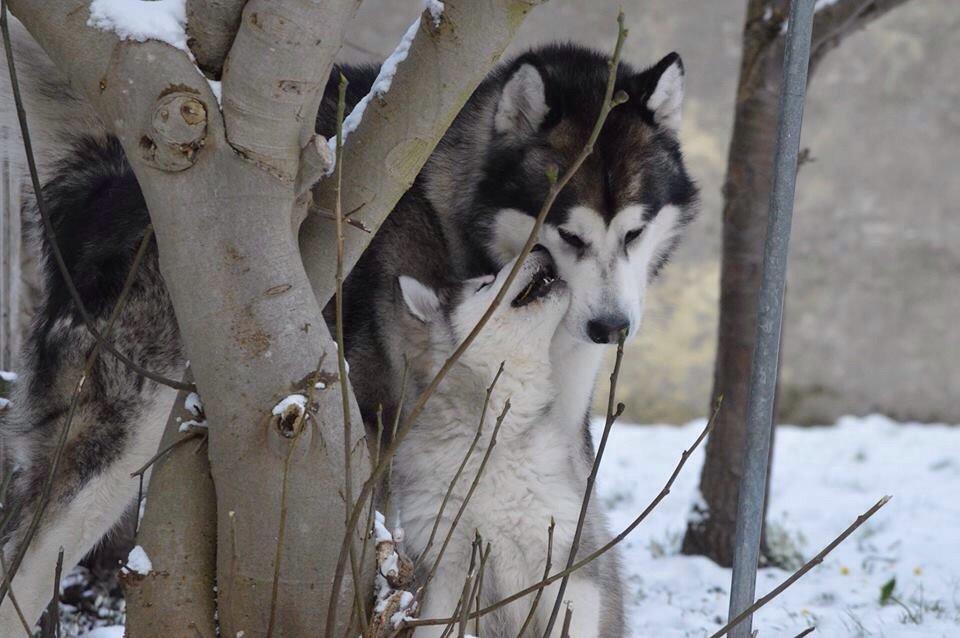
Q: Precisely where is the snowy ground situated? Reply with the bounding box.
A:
[28,414,960,637]
[598,415,960,638]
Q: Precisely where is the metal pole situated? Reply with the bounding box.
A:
[727,1,815,636]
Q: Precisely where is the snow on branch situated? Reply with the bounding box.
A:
[88,0,189,54]
[327,14,422,157]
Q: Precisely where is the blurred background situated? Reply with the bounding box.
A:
[339,0,959,426]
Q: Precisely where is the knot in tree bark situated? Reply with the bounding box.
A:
[140,92,209,171]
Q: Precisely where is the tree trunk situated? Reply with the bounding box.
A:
[682,0,914,567]
[124,373,217,638]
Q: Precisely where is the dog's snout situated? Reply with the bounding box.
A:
[586,316,630,344]
[532,243,547,254]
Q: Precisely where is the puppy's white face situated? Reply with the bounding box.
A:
[491,204,683,344]
[399,249,570,371]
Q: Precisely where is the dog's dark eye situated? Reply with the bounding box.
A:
[558,228,586,250]
[624,227,644,246]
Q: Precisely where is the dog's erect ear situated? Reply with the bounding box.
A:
[627,52,685,133]
[399,276,441,323]
[495,63,550,138]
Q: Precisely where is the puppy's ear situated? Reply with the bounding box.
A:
[399,276,441,323]
[627,52,685,133]
[495,62,550,139]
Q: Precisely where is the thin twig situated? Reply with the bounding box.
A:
[559,604,573,638]
[265,410,308,638]
[0,225,156,606]
[419,399,511,608]
[0,552,32,636]
[542,333,626,636]
[517,519,556,637]
[313,209,372,233]
[49,547,63,638]
[130,430,205,478]
[709,495,892,638]
[418,363,505,570]
[404,399,722,630]
[791,627,816,638]
[328,72,369,637]
[472,540,491,637]
[325,10,632,624]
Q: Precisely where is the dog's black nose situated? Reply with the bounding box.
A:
[532,243,547,254]
[587,316,630,344]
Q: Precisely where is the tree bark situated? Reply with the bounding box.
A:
[8,1,370,635]
[682,0,914,567]
[124,374,217,638]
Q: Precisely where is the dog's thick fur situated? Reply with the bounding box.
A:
[392,249,624,637]
[1,16,696,634]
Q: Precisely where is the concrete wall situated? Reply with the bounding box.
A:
[348,0,959,424]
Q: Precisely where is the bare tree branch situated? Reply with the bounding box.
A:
[221,0,360,179]
[302,0,546,307]
[709,496,891,638]
[543,330,627,636]
[809,0,913,70]
[517,520,555,637]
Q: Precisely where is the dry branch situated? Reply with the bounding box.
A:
[542,331,627,636]
[709,495,891,638]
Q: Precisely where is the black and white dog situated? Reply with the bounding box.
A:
[1,16,697,634]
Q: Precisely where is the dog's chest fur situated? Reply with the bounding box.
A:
[393,354,586,614]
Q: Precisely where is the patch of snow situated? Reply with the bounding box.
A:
[80,627,125,638]
[0,397,9,409]
[0,370,17,381]
[314,381,326,390]
[184,391,203,417]
[374,511,393,543]
[272,394,307,417]
[88,0,189,54]
[328,13,422,157]
[178,418,207,433]
[122,545,153,576]
[423,0,445,27]
[595,414,960,637]
[207,79,222,105]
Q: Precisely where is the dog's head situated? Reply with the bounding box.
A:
[398,247,569,377]
[478,45,699,345]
